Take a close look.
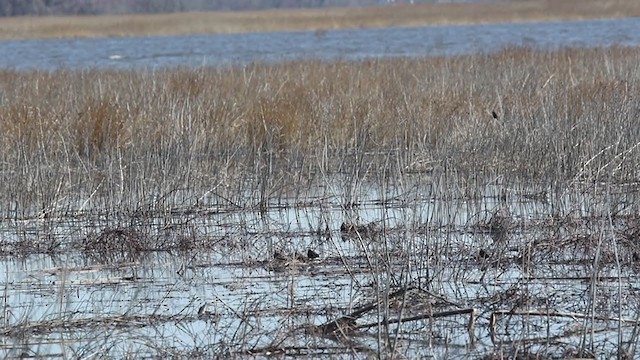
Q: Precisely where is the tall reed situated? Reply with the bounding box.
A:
[1,46,639,217]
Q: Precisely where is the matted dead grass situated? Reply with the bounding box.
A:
[0,0,639,40]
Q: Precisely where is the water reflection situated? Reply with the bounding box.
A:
[2,180,640,358]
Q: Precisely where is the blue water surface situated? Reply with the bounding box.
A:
[0,17,638,70]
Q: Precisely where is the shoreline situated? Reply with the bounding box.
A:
[0,0,638,40]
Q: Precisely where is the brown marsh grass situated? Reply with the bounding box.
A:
[1,46,640,218]
[0,0,639,40]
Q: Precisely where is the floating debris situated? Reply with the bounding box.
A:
[488,208,512,243]
[267,249,321,271]
[82,227,148,263]
[340,222,381,241]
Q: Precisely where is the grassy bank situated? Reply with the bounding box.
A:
[0,46,639,216]
[0,0,639,40]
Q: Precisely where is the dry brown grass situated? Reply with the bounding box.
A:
[0,46,639,216]
[0,0,639,40]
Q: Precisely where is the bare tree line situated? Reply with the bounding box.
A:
[0,0,426,16]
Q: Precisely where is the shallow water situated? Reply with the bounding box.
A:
[1,17,640,70]
[2,180,640,358]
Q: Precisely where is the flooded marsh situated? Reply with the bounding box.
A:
[2,46,640,358]
[3,178,640,358]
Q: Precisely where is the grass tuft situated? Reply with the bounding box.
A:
[83,227,148,263]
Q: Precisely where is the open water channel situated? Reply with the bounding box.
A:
[0,17,639,70]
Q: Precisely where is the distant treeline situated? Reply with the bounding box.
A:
[0,0,432,16]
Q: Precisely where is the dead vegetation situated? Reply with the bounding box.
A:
[1,46,640,221]
[1,43,640,358]
[82,227,148,263]
[2,193,640,358]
